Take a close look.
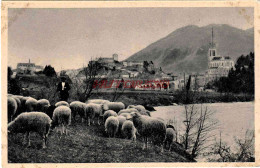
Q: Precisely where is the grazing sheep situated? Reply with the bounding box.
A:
[144,104,156,112]
[105,102,125,113]
[122,120,137,141]
[116,116,127,137]
[138,110,151,116]
[8,112,51,148]
[51,106,71,135]
[55,101,70,107]
[86,99,110,105]
[127,105,146,112]
[164,127,176,151]
[103,110,118,123]
[25,98,38,112]
[86,103,109,125]
[19,97,31,112]
[105,116,119,138]
[9,96,22,118]
[118,108,138,115]
[129,112,166,151]
[37,99,50,113]
[70,101,88,123]
[119,113,132,120]
[8,97,17,122]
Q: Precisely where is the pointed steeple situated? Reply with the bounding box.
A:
[211,27,215,48]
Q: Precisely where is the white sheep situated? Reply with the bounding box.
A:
[8,95,21,118]
[118,108,138,115]
[55,101,70,108]
[51,106,71,135]
[19,96,31,112]
[164,127,176,151]
[70,101,87,123]
[86,103,109,125]
[119,113,132,120]
[103,110,118,123]
[8,97,17,122]
[37,99,50,113]
[105,116,119,138]
[105,102,125,113]
[122,120,137,141]
[86,99,110,105]
[116,116,127,137]
[129,112,166,151]
[127,105,146,112]
[8,112,51,148]
[25,97,38,112]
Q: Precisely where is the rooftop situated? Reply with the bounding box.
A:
[17,63,35,66]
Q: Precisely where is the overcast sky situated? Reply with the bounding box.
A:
[8,8,253,71]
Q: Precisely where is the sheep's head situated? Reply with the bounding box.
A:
[129,112,140,120]
[102,104,109,112]
[7,120,19,134]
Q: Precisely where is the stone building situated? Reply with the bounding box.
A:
[17,59,43,74]
[207,28,234,82]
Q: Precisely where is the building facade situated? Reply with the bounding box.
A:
[17,60,44,75]
[207,29,234,82]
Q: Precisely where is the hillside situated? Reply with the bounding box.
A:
[127,24,254,74]
[8,123,194,163]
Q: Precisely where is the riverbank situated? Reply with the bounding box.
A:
[87,91,254,107]
[152,102,255,162]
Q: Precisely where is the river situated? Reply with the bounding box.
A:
[152,102,254,161]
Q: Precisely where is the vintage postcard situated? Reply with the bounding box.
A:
[1,1,260,167]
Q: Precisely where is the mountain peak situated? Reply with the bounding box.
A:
[127,24,254,74]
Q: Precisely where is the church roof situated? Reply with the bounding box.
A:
[224,56,231,59]
[211,56,232,61]
[212,57,222,60]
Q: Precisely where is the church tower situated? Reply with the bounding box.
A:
[208,28,217,61]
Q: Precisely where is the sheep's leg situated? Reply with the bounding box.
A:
[42,135,47,149]
[27,132,31,147]
[92,117,95,125]
[65,126,68,135]
[142,137,146,150]
[97,117,100,125]
[113,131,116,138]
[168,142,172,151]
[81,117,84,123]
[146,137,148,149]
[59,127,62,135]
[62,124,65,134]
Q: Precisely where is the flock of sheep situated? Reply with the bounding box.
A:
[8,94,176,152]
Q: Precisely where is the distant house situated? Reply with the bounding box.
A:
[121,60,144,67]
[122,61,128,67]
[127,61,143,67]
[16,59,42,75]
[129,71,139,78]
[120,71,130,78]
[35,65,44,72]
[96,53,119,64]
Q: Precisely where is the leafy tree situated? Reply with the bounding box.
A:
[8,67,13,80]
[43,65,57,77]
[213,52,254,94]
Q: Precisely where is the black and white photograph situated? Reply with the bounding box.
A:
[3,2,259,166]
